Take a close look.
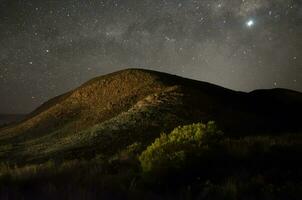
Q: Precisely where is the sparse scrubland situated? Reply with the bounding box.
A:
[0,122,302,200]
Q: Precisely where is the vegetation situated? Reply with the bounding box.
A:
[139,121,223,173]
[0,122,301,199]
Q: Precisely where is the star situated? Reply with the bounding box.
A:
[246,19,255,28]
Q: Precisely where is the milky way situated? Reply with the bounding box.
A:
[0,0,301,113]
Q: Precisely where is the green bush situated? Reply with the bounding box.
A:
[139,121,223,173]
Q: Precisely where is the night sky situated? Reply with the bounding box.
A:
[0,0,301,114]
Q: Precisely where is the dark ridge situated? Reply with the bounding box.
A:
[0,114,27,127]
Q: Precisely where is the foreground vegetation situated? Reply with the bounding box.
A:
[0,122,302,199]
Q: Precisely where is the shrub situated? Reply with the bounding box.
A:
[139,121,223,173]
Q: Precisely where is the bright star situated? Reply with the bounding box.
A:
[246,19,255,27]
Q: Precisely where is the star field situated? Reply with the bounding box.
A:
[0,0,301,113]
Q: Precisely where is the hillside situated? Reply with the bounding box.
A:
[0,68,301,165]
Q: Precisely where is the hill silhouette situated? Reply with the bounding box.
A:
[0,68,301,164]
[0,114,26,127]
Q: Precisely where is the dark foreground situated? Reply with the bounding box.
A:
[0,122,301,200]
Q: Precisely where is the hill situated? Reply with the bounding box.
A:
[0,68,301,164]
[0,69,302,199]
